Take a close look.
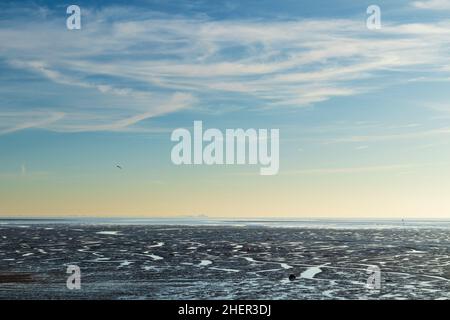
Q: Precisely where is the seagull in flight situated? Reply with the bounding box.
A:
[116,165,122,170]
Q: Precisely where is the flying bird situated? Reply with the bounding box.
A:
[116,165,122,170]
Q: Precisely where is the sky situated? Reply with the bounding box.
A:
[1,0,450,218]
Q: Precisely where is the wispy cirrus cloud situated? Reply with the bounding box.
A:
[324,127,450,144]
[0,111,65,135]
[412,0,450,10]
[1,5,450,134]
[286,164,418,175]
[51,92,195,132]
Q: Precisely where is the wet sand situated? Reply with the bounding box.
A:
[0,224,449,299]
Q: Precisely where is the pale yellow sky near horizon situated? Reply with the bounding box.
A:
[1,165,449,219]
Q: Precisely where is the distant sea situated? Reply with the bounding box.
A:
[1,217,449,229]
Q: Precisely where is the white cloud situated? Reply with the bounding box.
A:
[2,6,450,133]
[412,0,450,10]
[0,112,65,135]
[9,60,150,98]
[325,127,450,143]
[53,92,195,132]
[287,164,417,175]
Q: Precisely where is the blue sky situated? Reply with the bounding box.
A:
[1,0,450,217]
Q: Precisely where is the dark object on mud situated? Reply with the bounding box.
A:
[0,272,36,284]
[289,274,296,281]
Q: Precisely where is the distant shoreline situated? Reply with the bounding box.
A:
[1,217,450,229]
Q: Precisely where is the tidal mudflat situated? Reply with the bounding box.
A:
[0,223,449,299]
